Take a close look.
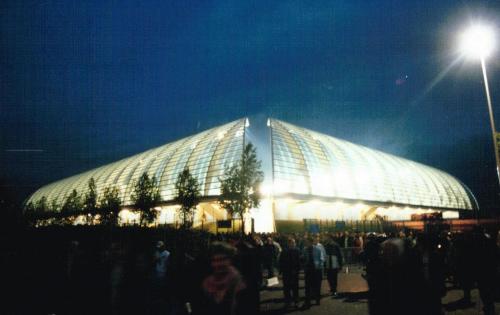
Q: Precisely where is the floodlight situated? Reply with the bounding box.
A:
[460,24,495,59]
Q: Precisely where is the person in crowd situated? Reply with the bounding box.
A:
[342,231,354,264]
[363,233,383,315]
[314,235,327,264]
[251,234,263,246]
[234,236,262,314]
[251,234,264,287]
[272,237,282,268]
[325,235,343,296]
[415,234,446,315]
[449,232,475,306]
[295,233,305,252]
[121,238,151,315]
[150,241,171,313]
[279,237,301,309]
[262,237,278,278]
[302,237,315,309]
[174,242,211,315]
[195,241,246,315]
[375,237,412,315]
[302,236,326,308]
[153,241,170,282]
[342,231,353,248]
[353,232,364,263]
[472,226,497,315]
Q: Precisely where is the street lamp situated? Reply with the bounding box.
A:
[459,24,499,187]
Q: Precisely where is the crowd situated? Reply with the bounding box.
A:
[2,226,499,315]
[201,228,500,315]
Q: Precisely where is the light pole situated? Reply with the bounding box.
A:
[460,24,499,187]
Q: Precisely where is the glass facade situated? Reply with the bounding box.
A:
[27,117,477,220]
[270,119,477,210]
[27,119,246,207]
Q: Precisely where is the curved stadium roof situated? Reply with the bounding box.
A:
[269,119,477,210]
[27,119,246,207]
[27,118,477,212]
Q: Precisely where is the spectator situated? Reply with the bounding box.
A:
[195,241,246,315]
[472,226,497,315]
[153,241,170,281]
[342,231,354,264]
[234,237,262,314]
[150,241,171,314]
[262,237,277,278]
[302,236,325,308]
[325,236,343,296]
[279,237,301,309]
[449,232,474,306]
[353,232,364,263]
[415,234,445,315]
[363,233,383,315]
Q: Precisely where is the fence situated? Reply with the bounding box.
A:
[303,219,396,233]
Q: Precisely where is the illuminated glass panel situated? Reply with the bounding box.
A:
[204,123,245,196]
[27,119,246,208]
[270,119,477,210]
[27,118,476,214]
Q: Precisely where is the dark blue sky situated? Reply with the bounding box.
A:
[1,0,500,213]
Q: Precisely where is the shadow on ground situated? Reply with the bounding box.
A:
[337,291,369,303]
[443,298,476,311]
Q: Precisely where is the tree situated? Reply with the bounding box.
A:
[218,143,263,232]
[98,186,121,226]
[50,199,60,213]
[35,196,49,213]
[23,201,37,223]
[131,172,161,226]
[49,198,62,224]
[83,177,98,223]
[29,196,50,223]
[174,167,201,229]
[61,189,82,217]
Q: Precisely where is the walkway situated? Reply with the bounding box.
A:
[260,266,499,315]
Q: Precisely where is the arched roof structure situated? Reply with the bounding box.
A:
[27,117,477,213]
[27,119,246,207]
[269,119,477,210]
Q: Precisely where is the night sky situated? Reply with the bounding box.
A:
[1,1,500,214]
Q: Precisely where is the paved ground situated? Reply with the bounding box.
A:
[259,266,500,315]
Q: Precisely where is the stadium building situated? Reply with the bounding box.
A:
[26,118,478,232]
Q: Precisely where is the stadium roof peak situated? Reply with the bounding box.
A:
[27,117,478,213]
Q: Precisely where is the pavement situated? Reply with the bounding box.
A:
[259,266,500,315]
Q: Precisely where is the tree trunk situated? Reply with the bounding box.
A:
[240,211,246,235]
